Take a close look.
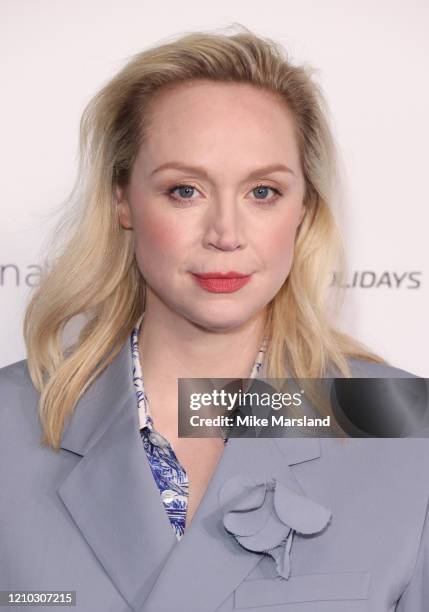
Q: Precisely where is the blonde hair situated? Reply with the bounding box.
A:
[24,24,384,451]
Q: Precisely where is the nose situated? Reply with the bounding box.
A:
[202,196,247,251]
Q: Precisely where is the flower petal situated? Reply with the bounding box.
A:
[231,483,267,512]
[218,475,266,513]
[273,480,332,535]
[233,488,290,551]
[236,522,291,553]
[224,498,271,537]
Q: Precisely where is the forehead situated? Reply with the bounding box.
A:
[141,80,300,166]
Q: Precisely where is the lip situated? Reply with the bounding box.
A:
[192,271,250,279]
[191,271,252,293]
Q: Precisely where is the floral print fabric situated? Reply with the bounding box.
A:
[130,313,268,540]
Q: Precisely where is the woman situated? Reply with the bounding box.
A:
[0,25,427,612]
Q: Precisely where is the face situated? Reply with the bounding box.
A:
[117,80,306,332]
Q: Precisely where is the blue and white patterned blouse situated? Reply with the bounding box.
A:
[130,313,268,540]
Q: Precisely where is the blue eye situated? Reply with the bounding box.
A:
[252,184,282,203]
[166,183,282,206]
[169,184,197,200]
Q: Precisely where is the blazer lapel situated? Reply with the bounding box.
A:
[57,339,178,612]
[141,435,322,612]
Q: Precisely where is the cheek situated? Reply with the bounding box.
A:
[262,219,299,268]
[134,212,189,269]
[141,219,174,249]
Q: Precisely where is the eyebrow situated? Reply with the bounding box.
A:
[149,162,295,179]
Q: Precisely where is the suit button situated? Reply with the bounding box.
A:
[161,489,176,503]
[149,431,170,448]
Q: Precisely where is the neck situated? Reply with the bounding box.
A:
[138,293,268,380]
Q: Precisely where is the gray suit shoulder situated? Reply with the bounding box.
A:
[0,356,40,434]
[0,356,32,387]
[346,357,419,379]
[0,359,36,397]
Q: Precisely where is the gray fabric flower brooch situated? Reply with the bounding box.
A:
[219,475,332,580]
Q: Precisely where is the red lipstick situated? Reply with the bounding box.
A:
[191,271,252,293]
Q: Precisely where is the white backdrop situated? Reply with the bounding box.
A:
[1,0,428,375]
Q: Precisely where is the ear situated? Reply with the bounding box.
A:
[115,186,133,230]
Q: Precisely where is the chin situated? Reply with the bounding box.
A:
[185,305,256,333]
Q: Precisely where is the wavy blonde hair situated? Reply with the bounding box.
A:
[24,24,384,451]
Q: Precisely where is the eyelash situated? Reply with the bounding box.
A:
[166,182,283,207]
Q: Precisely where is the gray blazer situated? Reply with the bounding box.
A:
[1,339,428,612]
